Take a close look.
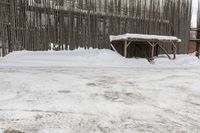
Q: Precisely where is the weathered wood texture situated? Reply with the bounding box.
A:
[196,0,200,58]
[0,0,192,57]
[111,39,178,61]
[198,0,200,39]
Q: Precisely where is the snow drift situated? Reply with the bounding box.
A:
[0,48,199,68]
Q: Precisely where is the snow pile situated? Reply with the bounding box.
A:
[110,33,181,42]
[155,54,200,67]
[0,48,199,68]
[0,48,150,67]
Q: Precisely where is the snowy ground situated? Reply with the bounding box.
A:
[0,49,200,133]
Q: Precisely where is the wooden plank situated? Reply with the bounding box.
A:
[158,44,172,59]
[127,41,133,48]
[151,43,155,60]
[172,43,177,60]
[110,43,118,53]
[147,41,158,60]
[124,40,128,57]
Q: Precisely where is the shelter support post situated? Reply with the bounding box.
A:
[124,41,128,58]
[151,45,154,60]
[123,41,133,58]
[147,41,158,60]
[124,41,128,57]
[172,43,177,60]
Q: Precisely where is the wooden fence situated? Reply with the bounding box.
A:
[0,0,192,57]
[198,0,200,39]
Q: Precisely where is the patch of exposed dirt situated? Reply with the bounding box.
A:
[4,129,25,133]
[103,91,145,104]
[57,90,71,94]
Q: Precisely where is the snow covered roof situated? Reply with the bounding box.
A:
[110,33,181,42]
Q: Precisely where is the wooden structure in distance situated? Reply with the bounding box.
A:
[190,28,200,58]
[110,34,181,61]
[190,39,200,58]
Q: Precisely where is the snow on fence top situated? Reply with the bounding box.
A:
[110,33,181,42]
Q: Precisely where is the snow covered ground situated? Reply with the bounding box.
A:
[0,49,200,133]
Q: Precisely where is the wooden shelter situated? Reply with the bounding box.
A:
[189,39,200,58]
[110,34,181,61]
[189,28,200,58]
[196,40,200,58]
